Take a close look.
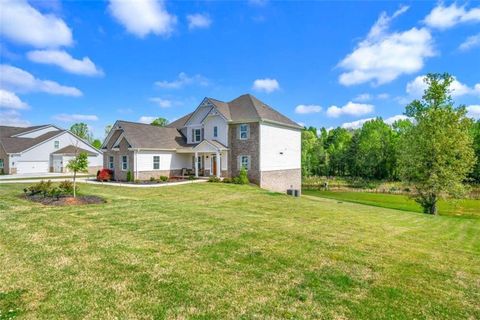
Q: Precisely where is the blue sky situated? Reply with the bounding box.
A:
[1,0,479,138]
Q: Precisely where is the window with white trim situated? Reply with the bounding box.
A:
[213,126,218,138]
[239,124,249,140]
[0,159,4,169]
[54,141,59,149]
[153,156,160,170]
[240,155,250,170]
[194,129,202,142]
[108,156,114,170]
[121,155,128,171]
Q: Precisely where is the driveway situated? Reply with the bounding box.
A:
[0,172,93,181]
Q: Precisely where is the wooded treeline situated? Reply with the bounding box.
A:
[302,108,480,182]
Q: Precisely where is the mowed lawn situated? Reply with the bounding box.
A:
[303,190,480,219]
[1,183,479,319]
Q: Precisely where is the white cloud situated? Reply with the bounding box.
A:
[252,78,280,93]
[0,110,31,127]
[339,7,435,86]
[341,114,409,129]
[353,93,390,102]
[187,14,212,30]
[384,114,409,125]
[459,33,480,51]
[27,50,103,76]
[0,89,29,110]
[0,0,72,48]
[155,72,209,89]
[326,101,374,118]
[467,105,480,120]
[53,114,99,122]
[294,104,322,114]
[108,0,177,38]
[0,65,82,97]
[138,116,157,124]
[406,75,479,98]
[341,118,374,129]
[149,97,174,108]
[424,3,480,30]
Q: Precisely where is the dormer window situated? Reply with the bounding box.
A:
[194,129,201,143]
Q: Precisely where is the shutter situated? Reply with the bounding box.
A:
[191,129,194,142]
[201,128,204,141]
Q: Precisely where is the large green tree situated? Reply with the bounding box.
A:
[70,123,93,143]
[398,73,475,215]
[151,117,169,127]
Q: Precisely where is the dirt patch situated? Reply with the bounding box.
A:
[24,195,105,206]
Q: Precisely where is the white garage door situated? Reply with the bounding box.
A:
[16,161,49,174]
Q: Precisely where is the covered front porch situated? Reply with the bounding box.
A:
[177,140,228,178]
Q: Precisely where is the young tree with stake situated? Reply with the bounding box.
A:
[67,151,89,198]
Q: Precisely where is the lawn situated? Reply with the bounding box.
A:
[1,183,479,319]
[303,190,480,219]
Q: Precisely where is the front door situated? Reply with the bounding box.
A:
[53,158,63,173]
[212,156,217,176]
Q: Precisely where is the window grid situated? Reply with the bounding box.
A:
[153,156,160,170]
[240,124,248,140]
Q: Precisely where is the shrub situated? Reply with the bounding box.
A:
[97,169,113,182]
[188,175,197,180]
[126,170,133,182]
[237,167,249,185]
[25,180,53,197]
[59,180,76,195]
[150,177,156,182]
[208,176,221,183]
[222,177,232,183]
[49,187,62,200]
[0,168,4,175]
[160,176,169,182]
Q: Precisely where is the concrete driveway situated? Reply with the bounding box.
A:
[0,172,93,182]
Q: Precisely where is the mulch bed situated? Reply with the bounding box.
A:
[24,195,105,206]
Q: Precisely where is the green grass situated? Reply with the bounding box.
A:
[303,190,480,219]
[1,183,479,319]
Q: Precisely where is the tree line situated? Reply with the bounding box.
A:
[302,73,479,214]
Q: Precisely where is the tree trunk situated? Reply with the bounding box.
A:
[73,171,77,198]
[429,197,438,215]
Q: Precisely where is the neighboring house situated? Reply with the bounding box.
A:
[0,125,103,175]
[102,94,302,192]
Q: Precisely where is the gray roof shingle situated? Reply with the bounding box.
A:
[116,121,189,149]
[166,94,301,129]
[0,125,64,154]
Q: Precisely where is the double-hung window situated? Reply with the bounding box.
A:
[0,159,4,169]
[108,156,114,170]
[240,155,250,170]
[239,124,249,140]
[121,155,128,171]
[213,126,218,138]
[193,129,201,142]
[153,156,160,170]
[54,141,60,149]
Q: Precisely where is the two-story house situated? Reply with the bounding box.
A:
[101,94,302,192]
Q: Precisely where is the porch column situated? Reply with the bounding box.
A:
[216,151,221,177]
[194,151,199,178]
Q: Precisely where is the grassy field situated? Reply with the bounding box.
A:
[1,183,479,319]
[303,190,480,219]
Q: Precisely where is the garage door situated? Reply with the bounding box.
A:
[16,161,49,174]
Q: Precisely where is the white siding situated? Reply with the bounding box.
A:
[259,123,301,171]
[16,126,59,138]
[203,114,228,146]
[13,132,103,171]
[136,151,190,171]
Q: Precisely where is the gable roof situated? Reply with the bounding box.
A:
[167,94,302,129]
[0,125,64,154]
[52,145,98,156]
[112,121,189,149]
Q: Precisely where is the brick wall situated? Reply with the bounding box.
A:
[228,122,260,184]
